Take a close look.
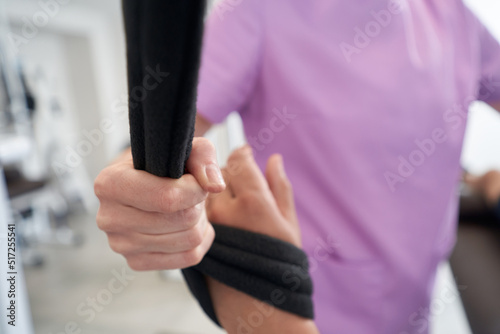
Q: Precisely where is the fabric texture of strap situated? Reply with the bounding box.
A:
[183,224,314,326]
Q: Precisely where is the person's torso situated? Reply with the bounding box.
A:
[238,0,481,332]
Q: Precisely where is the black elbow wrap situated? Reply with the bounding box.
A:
[182,224,314,326]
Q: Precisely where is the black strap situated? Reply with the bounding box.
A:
[183,224,314,326]
[122,0,206,178]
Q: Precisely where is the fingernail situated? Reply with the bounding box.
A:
[206,164,225,187]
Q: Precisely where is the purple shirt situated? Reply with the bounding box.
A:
[197,0,500,332]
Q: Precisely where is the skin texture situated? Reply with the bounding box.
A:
[207,146,301,246]
[207,278,319,334]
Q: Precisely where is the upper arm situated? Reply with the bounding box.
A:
[196,0,264,124]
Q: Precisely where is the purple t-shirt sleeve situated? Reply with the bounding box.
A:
[196,0,263,124]
[475,16,500,103]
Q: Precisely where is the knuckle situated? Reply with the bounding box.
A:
[94,164,128,200]
[229,147,246,160]
[197,137,216,154]
[157,186,181,213]
[185,226,204,249]
[226,160,241,176]
[96,206,119,232]
[179,206,202,229]
[108,236,136,255]
[226,151,249,175]
[126,257,149,271]
[239,191,263,209]
[94,168,112,199]
[227,152,240,166]
[96,211,111,232]
[108,240,124,255]
[108,240,122,254]
[182,247,204,267]
[229,146,252,162]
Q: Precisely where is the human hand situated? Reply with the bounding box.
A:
[205,146,316,333]
[206,145,301,247]
[94,138,225,270]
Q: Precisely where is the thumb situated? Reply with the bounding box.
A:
[265,154,296,223]
[186,137,226,193]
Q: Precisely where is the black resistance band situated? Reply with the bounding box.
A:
[122,0,314,326]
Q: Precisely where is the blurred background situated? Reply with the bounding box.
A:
[0,0,498,333]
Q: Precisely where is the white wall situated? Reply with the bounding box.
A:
[7,0,128,180]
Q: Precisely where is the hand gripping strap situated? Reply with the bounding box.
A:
[122,1,314,326]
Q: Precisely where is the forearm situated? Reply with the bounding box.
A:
[207,278,319,334]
